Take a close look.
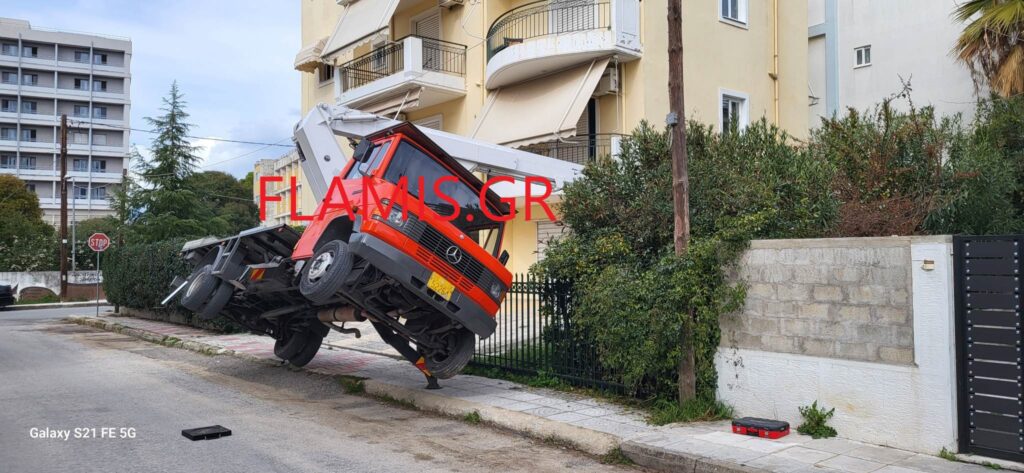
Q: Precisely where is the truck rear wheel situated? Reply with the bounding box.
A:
[181,265,217,312]
[287,332,324,367]
[197,283,233,320]
[299,240,353,304]
[423,329,476,379]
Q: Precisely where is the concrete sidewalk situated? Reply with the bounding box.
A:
[68,313,1001,473]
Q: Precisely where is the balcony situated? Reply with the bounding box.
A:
[518,133,624,165]
[336,35,467,115]
[485,0,641,89]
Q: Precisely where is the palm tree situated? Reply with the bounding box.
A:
[953,0,1024,97]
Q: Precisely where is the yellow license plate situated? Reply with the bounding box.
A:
[427,272,455,301]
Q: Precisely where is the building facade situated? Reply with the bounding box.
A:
[808,0,980,127]
[0,18,132,224]
[289,0,808,273]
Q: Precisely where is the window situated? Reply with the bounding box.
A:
[1,71,17,84]
[91,187,106,199]
[0,128,14,140]
[21,74,38,86]
[371,38,388,71]
[92,80,107,92]
[92,159,106,172]
[22,46,38,58]
[74,78,89,90]
[75,185,88,200]
[21,101,36,114]
[73,105,90,117]
[20,156,35,169]
[720,0,747,25]
[855,45,872,67]
[72,132,88,145]
[0,154,14,168]
[25,183,35,193]
[93,134,107,146]
[92,106,107,119]
[383,140,497,233]
[20,129,36,142]
[0,99,15,113]
[74,51,90,63]
[720,90,749,132]
[93,53,108,65]
[345,141,392,179]
[73,158,88,171]
[318,65,335,84]
[1,44,16,56]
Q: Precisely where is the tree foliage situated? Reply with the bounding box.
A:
[953,0,1024,97]
[0,176,56,271]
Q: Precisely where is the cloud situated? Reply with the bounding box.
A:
[5,0,302,178]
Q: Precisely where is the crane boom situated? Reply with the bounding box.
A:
[293,103,583,202]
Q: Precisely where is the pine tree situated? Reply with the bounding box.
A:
[137,81,203,190]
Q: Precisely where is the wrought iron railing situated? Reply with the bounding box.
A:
[472,274,627,394]
[519,133,623,165]
[486,0,612,60]
[339,36,467,92]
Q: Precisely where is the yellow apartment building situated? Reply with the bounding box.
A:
[286,0,809,274]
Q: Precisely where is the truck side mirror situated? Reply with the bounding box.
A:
[354,140,373,162]
[499,250,510,266]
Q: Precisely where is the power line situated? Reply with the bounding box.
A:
[64,118,293,147]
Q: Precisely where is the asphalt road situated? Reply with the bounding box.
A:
[0,307,636,473]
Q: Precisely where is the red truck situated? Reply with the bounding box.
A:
[167,110,534,385]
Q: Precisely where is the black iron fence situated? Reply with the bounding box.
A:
[472,273,627,394]
[487,0,612,60]
[519,133,623,165]
[339,36,467,91]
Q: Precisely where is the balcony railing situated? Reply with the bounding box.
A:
[487,0,612,60]
[340,36,467,92]
[519,133,624,165]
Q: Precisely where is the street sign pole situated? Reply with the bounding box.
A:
[87,233,110,317]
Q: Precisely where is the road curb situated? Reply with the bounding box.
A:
[620,440,767,472]
[7,301,109,311]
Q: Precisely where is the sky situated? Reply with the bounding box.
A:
[5,0,302,177]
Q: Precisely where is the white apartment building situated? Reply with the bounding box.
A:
[808,0,981,128]
[0,18,132,224]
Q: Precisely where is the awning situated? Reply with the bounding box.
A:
[320,0,402,63]
[470,58,610,148]
[360,88,422,118]
[294,36,327,72]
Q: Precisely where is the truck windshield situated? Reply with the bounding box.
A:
[383,140,502,236]
[345,141,391,179]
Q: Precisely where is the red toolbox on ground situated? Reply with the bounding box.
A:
[731,417,790,439]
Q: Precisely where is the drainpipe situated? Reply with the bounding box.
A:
[771,0,780,125]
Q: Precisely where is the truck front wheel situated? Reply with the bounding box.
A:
[180,265,217,312]
[299,240,353,304]
[422,328,476,379]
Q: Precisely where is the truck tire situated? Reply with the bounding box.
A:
[423,329,476,379]
[299,240,353,304]
[274,324,308,360]
[287,331,324,367]
[197,283,233,320]
[181,265,217,312]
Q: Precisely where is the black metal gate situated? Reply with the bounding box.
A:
[955,235,1024,462]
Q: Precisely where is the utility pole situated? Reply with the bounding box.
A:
[59,114,69,301]
[667,0,695,402]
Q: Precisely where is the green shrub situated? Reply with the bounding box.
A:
[797,401,837,439]
[103,238,189,310]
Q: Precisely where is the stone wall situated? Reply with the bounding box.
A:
[721,237,915,364]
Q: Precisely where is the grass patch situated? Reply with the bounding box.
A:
[648,397,734,426]
[462,410,482,424]
[462,364,569,390]
[984,461,1003,470]
[938,447,958,462]
[14,294,61,305]
[599,447,634,465]
[339,376,365,394]
[373,393,417,411]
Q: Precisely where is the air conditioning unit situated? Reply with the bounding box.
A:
[439,0,464,8]
[593,67,620,96]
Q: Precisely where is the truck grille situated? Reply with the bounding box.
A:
[401,214,504,301]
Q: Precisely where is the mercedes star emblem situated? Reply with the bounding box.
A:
[445,245,463,265]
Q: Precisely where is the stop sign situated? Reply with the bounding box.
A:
[88,233,111,252]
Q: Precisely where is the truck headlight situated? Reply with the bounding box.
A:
[388,208,405,227]
[489,282,503,300]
